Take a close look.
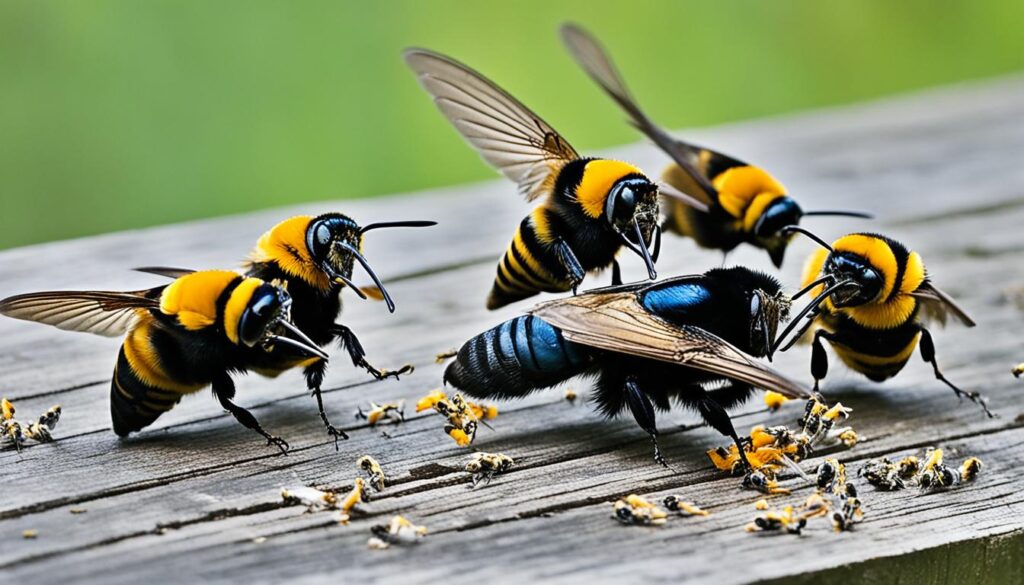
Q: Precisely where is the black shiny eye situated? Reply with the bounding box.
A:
[306,219,337,264]
[238,285,283,346]
[610,186,637,224]
[754,198,803,238]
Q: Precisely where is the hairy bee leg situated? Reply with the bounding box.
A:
[697,394,752,473]
[920,328,994,418]
[810,329,832,394]
[212,374,289,455]
[303,360,349,450]
[624,377,668,467]
[553,239,585,294]
[611,260,622,286]
[330,324,411,380]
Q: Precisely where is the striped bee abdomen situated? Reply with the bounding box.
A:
[444,315,589,399]
[486,214,565,310]
[110,324,204,436]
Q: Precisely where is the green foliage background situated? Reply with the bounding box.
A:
[2,1,1022,249]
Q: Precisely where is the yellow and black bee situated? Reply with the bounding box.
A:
[774,228,988,416]
[0,270,329,452]
[139,213,433,445]
[444,266,809,467]
[404,48,662,309]
[560,24,869,267]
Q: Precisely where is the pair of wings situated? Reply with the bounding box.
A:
[404,46,706,211]
[529,279,810,399]
[559,23,746,214]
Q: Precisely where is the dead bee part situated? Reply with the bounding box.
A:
[663,495,709,517]
[357,456,387,492]
[368,515,427,548]
[613,494,667,526]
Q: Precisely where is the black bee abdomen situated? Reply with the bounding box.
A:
[445,315,588,399]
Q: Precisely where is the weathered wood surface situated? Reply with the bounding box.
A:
[2,76,1024,584]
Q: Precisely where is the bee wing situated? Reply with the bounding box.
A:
[911,282,975,327]
[0,290,160,337]
[530,292,809,399]
[133,266,197,279]
[559,23,714,212]
[404,48,579,202]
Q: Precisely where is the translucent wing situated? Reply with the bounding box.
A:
[0,289,159,337]
[911,281,975,327]
[530,290,809,398]
[134,266,197,279]
[404,48,579,201]
[560,23,715,211]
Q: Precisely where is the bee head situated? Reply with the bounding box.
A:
[306,213,361,286]
[752,197,804,268]
[822,252,884,307]
[236,282,328,361]
[605,175,660,279]
[306,213,436,313]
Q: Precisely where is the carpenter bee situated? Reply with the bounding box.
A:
[0,271,329,452]
[559,24,869,268]
[774,228,988,416]
[139,213,434,446]
[405,48,663,309]
[444,266,809,467]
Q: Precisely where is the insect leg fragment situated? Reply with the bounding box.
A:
[624,377,667,467]
[810,330,834,394]
[553,238,586,294]
[304,360,349,448]
[919,328,993,418]
[213,374,289,454]
[330,324,412,380]
[697,391,752,473]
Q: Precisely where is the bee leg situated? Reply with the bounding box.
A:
[697,394,752,473]
[811,330,832,394]
[651,224,662,263]
[213,374,289,455]
[919,328,994,418]
[303,361,349,450]
[330,324,412,380]
[624,377,668,467]
[611,260,622,286]
[553,239,585,294]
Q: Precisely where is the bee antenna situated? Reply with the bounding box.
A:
[782,225,834,253]
[803,210,874,219]
[791,275,834,301]
[771,279,854,354]
[336,241,396,313]
[359,220,437,234]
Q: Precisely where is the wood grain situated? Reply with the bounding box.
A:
[2,76,1024,584]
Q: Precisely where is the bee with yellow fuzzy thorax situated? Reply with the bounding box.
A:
[405,48,662,309]
[559,24,870,268]
[774,229,988,416]
[140,213,434,446]
[416,390,496,447]
[0,271,330,452]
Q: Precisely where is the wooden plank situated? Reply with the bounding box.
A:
[2,76,1024,584]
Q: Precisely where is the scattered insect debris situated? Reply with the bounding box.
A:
[708,396,858,495]
[746,457,863,535]
[663,496,709,517]
[356,401,406,426]
[613,494,668,526]
[860,448,982,491]
[435,349,458,363]
[280,479,369,524]
[2,398,62,450]
[564,388,578,404]
[358,455,387,492]
[367,515,428,549]
[416,389,496,447]
[465,452,514,488]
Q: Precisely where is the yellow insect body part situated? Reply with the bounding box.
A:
[754,499,771,511]
[960,457,983,482]
[663,495,709,517]
[742,470,790,495]
[357,455,386,492]
[764,391,790,411]
[280,486,338,510]
[816,457,848,496]
[745,504,805,535]
[446,426,473,447]
[1014,363,1024,378]
[564,388,578,403]
[837,428,859,448]
[468,402,499,421]
[707,445,740,473]
[415,389,448,413]
[832,495,864,532]
[800,493,831,521]
[358,401,405,426]
[613,494,668,526]
[897,456,920,479]
[1,398,14,420]
[336,478,368,525]
[919,448,959,489]
[368,515,427,549]
[435,349,457,363]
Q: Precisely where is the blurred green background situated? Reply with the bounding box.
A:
[2,1,1023,250]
